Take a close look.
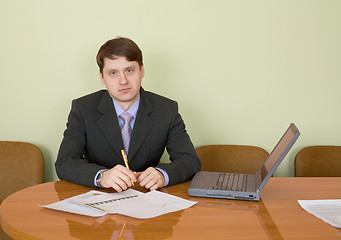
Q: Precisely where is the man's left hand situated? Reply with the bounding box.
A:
[137,167,165,190]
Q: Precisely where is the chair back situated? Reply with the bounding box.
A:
[196,145,269,174]
[0,141,44,203]
[295,146,341,177]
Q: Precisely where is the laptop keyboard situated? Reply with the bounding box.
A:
[213,173,247,191]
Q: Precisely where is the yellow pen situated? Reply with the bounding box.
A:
[121,149,134,186]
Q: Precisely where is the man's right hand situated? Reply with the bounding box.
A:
[100,165,137,192]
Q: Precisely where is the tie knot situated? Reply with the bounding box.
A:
[120,112,133,123]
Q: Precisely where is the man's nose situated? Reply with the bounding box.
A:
[118,72,128,84]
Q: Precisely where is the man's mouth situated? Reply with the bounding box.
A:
[120,88,130,92]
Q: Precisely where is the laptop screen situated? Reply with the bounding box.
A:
[258,123,300,190]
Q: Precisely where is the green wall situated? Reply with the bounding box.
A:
[1,0,340,182]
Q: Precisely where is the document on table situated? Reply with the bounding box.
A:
[41,189,197,219]
[298,199,341,228]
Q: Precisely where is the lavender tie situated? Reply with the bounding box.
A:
[120,112,133,155]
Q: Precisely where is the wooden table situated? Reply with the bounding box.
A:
[1,177,341,239]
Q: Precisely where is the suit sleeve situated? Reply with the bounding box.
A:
[55,99,105,187]
[157,102,201,185]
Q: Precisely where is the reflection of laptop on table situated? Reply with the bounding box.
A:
[188,123,300,201]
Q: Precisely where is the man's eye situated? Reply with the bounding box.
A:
[127,69,132,73]
[111,72,116,75]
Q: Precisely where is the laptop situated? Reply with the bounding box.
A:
[188,123,300,201]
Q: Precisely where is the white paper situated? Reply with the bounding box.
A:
[41,189,197,219]
[298,199,341,228]
[40,190,109,217]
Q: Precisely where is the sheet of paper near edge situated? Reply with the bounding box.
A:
[298,199,341,228]
[41,189,197,219]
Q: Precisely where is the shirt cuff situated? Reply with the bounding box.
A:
[94,169,108,187]
[155,167,169,187]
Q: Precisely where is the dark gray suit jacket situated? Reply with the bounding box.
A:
[55,88,201,188]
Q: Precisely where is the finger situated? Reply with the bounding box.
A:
[137,171,152,187]
[138,170,162,190]
[102,175,128,192]
[111,183,124,193]
[110,165,137,186]
[145,178,160,190]
[102,169,134,190]
[114,165,137,182]
[144,171,163,189]
[137,167,155,182]
[121,168,138,183]
[149,182,161,191]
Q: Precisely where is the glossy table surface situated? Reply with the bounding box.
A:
[1,177,341,239]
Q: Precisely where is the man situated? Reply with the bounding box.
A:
[55,37,200,192]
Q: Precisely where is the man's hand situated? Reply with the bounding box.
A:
[137,167,165,190]
[100,165,137,192]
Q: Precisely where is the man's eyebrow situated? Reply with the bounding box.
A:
[106,64,137,71]
[105,68,117,72]
[125,64,137,69]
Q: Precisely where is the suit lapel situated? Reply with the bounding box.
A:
[97,92,124,157]
[128,88,154,161]
[96,89,154,162]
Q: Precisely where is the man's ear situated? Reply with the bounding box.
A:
[140,65,145,78]
[99,71,105,84]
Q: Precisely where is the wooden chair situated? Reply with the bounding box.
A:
[196,145,269,174]
[0,141,44,240]
[295,146,341,177]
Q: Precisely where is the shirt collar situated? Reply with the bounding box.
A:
[113,95,140,119]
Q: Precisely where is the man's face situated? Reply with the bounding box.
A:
[100,56,144,110]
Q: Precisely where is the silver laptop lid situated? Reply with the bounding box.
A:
[257,123,300,190]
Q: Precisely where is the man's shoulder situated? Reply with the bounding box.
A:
[143,90,176,105]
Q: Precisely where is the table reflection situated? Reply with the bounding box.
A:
[179,195,283,240]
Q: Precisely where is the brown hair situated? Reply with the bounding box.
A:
[96,37,143,73]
